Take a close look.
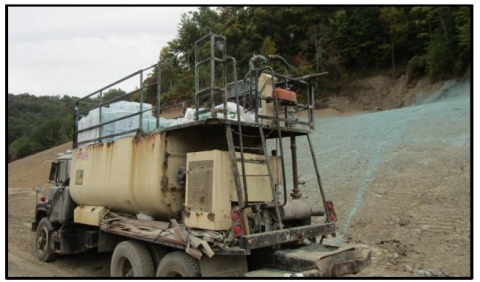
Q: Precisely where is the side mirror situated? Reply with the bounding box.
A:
[48,162,57,183]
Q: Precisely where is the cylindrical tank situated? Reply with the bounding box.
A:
[70,132,185,220]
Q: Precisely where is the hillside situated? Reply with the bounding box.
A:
[7,142,72,190]
[324,75,446,112]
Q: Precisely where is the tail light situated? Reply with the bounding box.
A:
[40,196,46,202]
[231,210,244,237]
[233,224,243,236]
[326,201,337,222]
[231,211,240,222]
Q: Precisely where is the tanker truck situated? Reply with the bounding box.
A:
[32,33,371,277]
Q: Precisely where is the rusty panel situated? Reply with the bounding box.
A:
[187,160,214,212]
[185,150,232,231]
[70,133,184,220]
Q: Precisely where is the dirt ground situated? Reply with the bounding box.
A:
[7,142,112,277]
[7,77,471,278]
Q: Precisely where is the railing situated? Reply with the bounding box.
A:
[73,63,159,148]
[73,35,323,149]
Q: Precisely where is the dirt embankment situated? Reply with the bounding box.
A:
[8,142,73,191]
[7,75,471,277]
[322,75,445,113]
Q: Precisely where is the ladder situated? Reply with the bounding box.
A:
[195,33,286,235]
[225,69,285,234]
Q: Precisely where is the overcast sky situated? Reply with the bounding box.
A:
[8,6,199,97]
[7,3,476,98]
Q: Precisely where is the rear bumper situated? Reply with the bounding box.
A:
[240,223,336,250]
[245,243,372,277]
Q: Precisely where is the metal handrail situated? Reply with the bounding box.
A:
[74,63,157,148]
[77,64,156,103]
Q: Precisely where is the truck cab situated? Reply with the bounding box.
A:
[32,151,72,231]
[32,151,100,262]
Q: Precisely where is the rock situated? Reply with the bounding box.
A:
[428,269,446,277]
[404,264,413,272]
[393,253,400,260]
[417,269,426,276]
[416,269,434,277]
[413,228,422,235]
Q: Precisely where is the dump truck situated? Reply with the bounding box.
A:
[32,33,371,277]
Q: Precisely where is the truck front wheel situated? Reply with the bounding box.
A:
[34,217,57,262]
[156,251,200,277]
[110,240,154,277]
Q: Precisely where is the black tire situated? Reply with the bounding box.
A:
[147,244,169,271]
[34,217,57,262]
[156,251,200,277]
[110,240,155,277]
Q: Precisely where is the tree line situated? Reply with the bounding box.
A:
[154,6,470,103]
[8,94,75,161]
[7,89,126,162]
[8,6,471,161]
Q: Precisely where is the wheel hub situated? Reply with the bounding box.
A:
[37,227,48,252]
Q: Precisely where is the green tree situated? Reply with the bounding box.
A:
[260,36,277,56]
[9,134,42,160]
[380,7,408,71]
[453,6,471,73]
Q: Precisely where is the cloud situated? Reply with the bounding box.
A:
[8,7,193,41]
[8,6,198,97]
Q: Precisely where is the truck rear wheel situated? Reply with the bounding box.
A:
[110,240,154,277]
[34,217,57,262]
[147,244,169,271]
[156,251,200,277]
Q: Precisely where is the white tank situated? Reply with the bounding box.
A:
[69,132,185,220]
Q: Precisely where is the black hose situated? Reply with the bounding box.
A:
[267,55,294,74]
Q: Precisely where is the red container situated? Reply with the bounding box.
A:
[274,88,297,103]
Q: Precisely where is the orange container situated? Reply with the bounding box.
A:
[274,88,297,103]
